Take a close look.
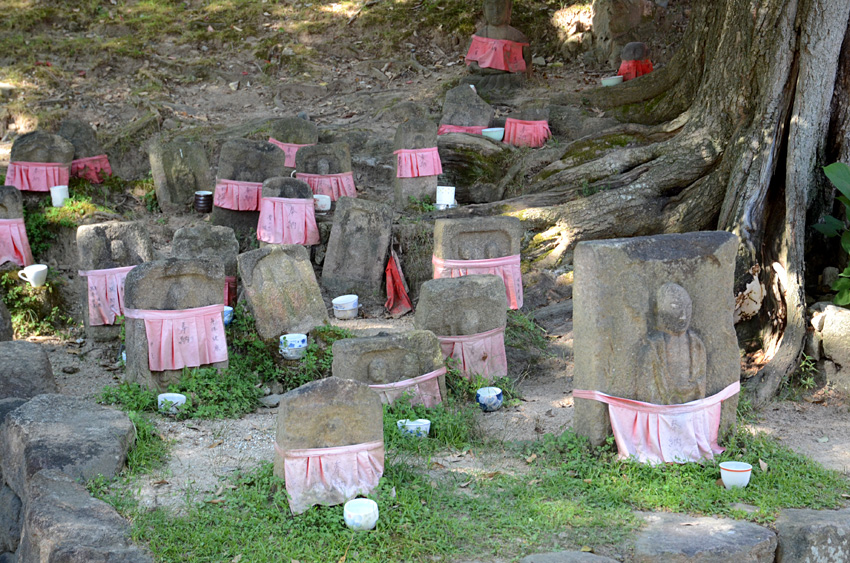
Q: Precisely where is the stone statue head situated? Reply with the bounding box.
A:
[656,282,692,335]
[318,158,330,176]
[483,0,511,26]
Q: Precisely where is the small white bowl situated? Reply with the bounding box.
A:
[719,461,753,489]
[332,294,359,320]
[476,386,503,412]
[397,418,431,437]
[280,346,307,360]
[157,393,186,414]
[343,498,379,531]
[601,75,624,87]
[482,127,505,141]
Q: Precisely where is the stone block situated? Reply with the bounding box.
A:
[393,118,439,208]
[775,508,850,562]
[9,131,74,165]
[148,137,212,213]
[433,217,522,260]
[818,305,850,394]
[321,197,393,300]
[0,395,134,498]
[264,117,319,146]
[57,119,105,159]
[0,342,57,400]
[171,224,240,278]
[238,245,328,340]
[332,330,446,399]
[123,259,226,390]
[295,142,352,175]
[573,232,740,446]
[414,275,507,335]
[16,470,152,563]
[0,186,24,220]
[262,177,313,199]
[440,84,494,128]
[633,512,776,562]
[520,552,619,563]
[0,485,21,553]
[0,300,11,342]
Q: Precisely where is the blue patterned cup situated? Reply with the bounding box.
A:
[396,418,431,437]
[222,306,234,327]
[279,333,308,360]
[476,387,503,412]
[343,498,379,531]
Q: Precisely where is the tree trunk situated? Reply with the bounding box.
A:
[447,0,850,405]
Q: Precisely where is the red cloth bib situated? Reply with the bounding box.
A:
[71,154,112,184]
[296,172,356,201]
[5,162,70,192]
[394,147,443,178]
[78,265,135,326]
[504,118,551,148]
[213,179,263,211]
[437,325,508,381]
[617,59,654,81]
[432,254,523,310]
[438,125,487,136]
[465,35,528,73]
[369,367,446,408]
[256,197,320,246]
[0,218,33,267]
[268,138,315,168]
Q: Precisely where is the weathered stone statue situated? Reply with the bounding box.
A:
[642,283,706,405]
[464,0,531,90]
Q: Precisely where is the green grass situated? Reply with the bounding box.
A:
[23,195,117,256]
[506,309,548,351]
[0,269,71,337]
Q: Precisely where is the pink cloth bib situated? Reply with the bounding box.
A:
[276,440,385,515]
[504,119,551,148]
[124,304,228,372]
[70,154,112,184]
[573,381,741,464]
[432,254,523,310]
[296,172,356,201]
[213,179,263,211]
[438,125,487,136]
[394,147,443,178]
[78,265,135,326]
[465,35,528,73]
[268,138,315,168]
[369,367,446,408]
[4,162,70,192]
[257,197,320,246]
[438,325,508,381]
[0,218,33,267]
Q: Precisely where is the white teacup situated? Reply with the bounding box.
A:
[313,194,331,211]
[18,264,48,287]
[50,185,69,207]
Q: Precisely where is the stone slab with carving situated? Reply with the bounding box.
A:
[238,245,328,340]
[262,177,313,199]
[171,224,240,278]
[414,275,507,336]
[265,117,319,147]
[775,508,850,562]
[393,118,440,208]
[123,259,226,390]
[0,341,57,400]
[321,197,393,300]
[295,142,353,175]
[148,137,212,213]
[573,231,740,446]
[433,216,522,260]
[332,330,446,400]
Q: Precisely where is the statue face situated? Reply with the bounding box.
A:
[483,0,510,25]
[657,283,692,335]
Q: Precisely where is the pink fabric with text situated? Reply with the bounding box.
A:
[124,304,228,372]
[4,161,70,192]
[71,154,112,184]
[257,197,320,245]
[465,35,528,73]
[213,179,263,211]
[224,276,237,308]
[504,118,551,148]
[438,325,507,380]
[394,147,443,178]
[437,125,487,136]
[572,381,741,464]
[0,218,33,267]
[277,440,385,514]
[78,265,135,326]
[385,248,413,317]
[369,367,446,407]
[268,138,315,168]
[432,254,523,310]
[296,172,356,201]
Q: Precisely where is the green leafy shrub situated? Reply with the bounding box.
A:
[24,195,116,256]
[814,162,850,304]
[0,269,70,336]
[505,309,548,351]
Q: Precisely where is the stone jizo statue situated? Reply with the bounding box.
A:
[642,282,706,405]
[466,0,532,78]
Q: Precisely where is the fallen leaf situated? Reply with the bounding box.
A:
[583,479,592,484]
[528,479,541,485]
[580,546,593,552]
[525,454,537,464]
[818,436,830,443]
[716,478,725,488]
[207,498,225,504]
[841,493,850,499]
[482,471,502,480]
[152,479,169,486]
[430,462,446,470]
[215,486,224,496]
[207,25,214,32]
[232,556,243,563]
[459,480,472,488]
[758,459,768,472]
[232,25,243,32]
[208,440,224,448]
[681,522,698,526]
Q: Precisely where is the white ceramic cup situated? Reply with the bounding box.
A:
[313,194,331,211]
[343,498,379,531]
[719,461,753,489]
[50,185,69,207]
[157,393,187,414]
[18,264,48,287]
[436,186,456,205]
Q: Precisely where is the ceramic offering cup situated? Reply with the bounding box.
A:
[18,264,48,287]
[194,190,213,213]
[313,194,332,212]
[719,461,753,489]
[279,333,308,360]
[222,306,234,327]
[436,185,456,206]
[482,127,505,142]
[50,185,69,207]
[397,418,431,437]
[332,294,359,320]
[343,498,379,531]
[476,386,503,412]
[157,392,187,414]
[601,75,624,87]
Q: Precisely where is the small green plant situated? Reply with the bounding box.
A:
[778,353,820,400]
[407,195,437,213]
[813,162,850,304]
[0,270,70,336]
[99,382,158,412]
[505,309,548,351]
